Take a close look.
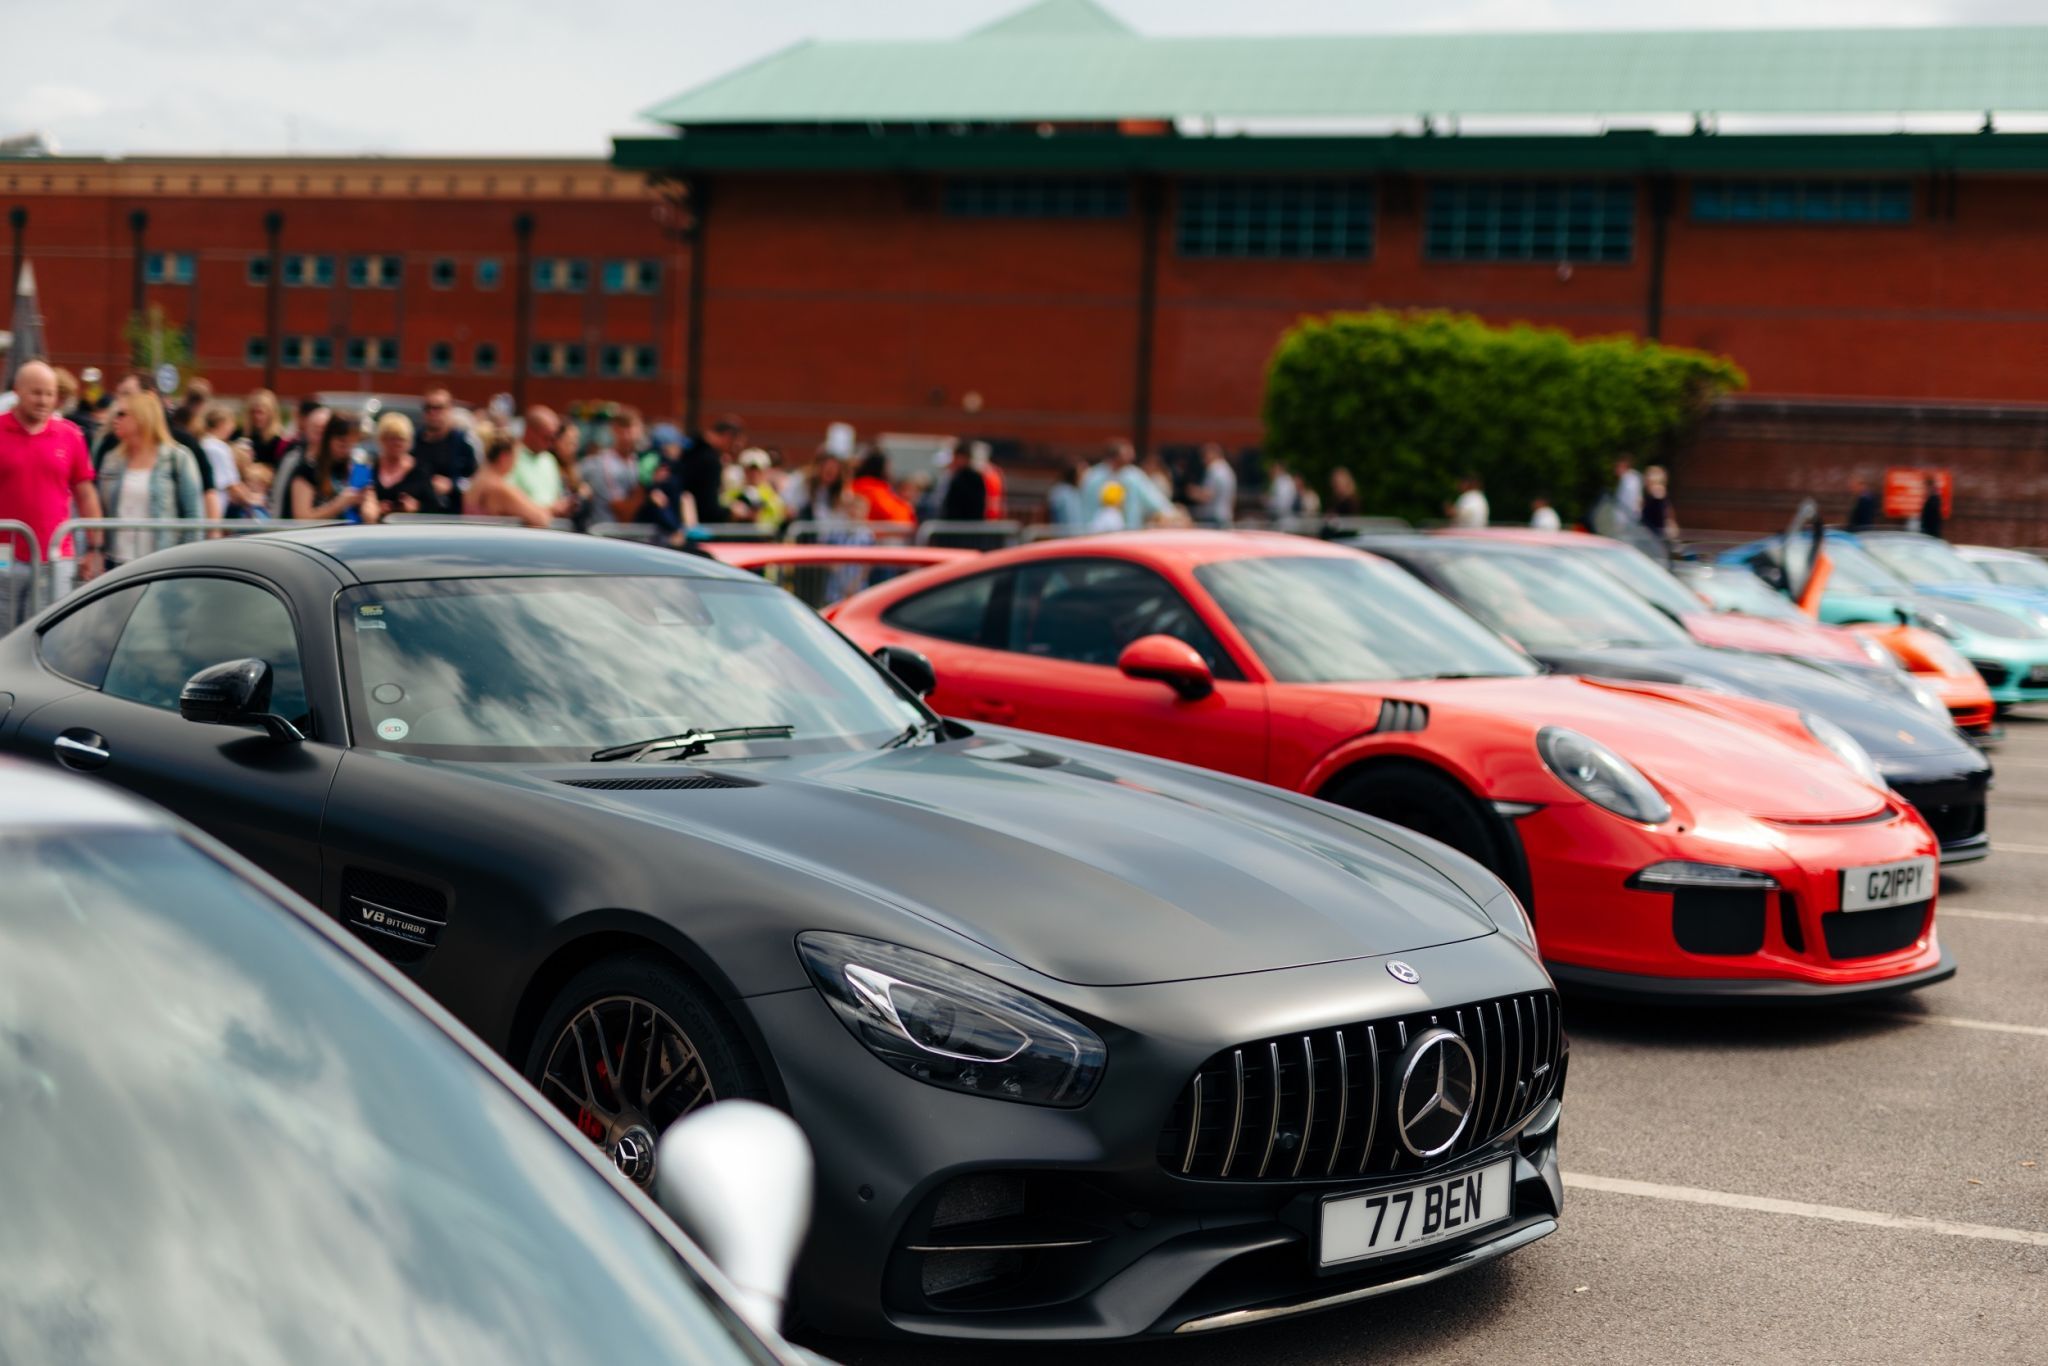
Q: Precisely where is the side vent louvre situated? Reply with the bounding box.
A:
[1376,700,1430,734]
[340,867,449,962]
[560,772,759,792]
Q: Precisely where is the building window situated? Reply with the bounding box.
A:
[144,252,196,285]
[601,259,661,294]
[599,344,660,378]
[944,176,1130,219]
[532,258,590,293]
[1424,180,1635,263]
[244,337,268,367]
[430,258,457,288]
[1692,179,1912,225]
[282,255,335,287]
[280,335,334,369]
[474,342,499,373]
[475,258,502,290]
[1176,178,1375,259]
[246,257,271,286]
[343,337,398,370]
[428,341,454,372]
[346,254,404,287]
[530,342,587,376]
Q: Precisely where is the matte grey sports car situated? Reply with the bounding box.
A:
[0,526,1564,1339]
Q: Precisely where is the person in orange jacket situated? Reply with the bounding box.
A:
[851,449,916,525]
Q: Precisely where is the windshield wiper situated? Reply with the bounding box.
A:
[1414,670,1511,680]
[882,717,944,750]
[590,724,794,764]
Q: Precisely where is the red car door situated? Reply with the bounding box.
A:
[909,557,1270,783]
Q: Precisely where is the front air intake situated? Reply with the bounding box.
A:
[1157,990,1561,1184]
[559,773,759,792]
[1376,700,1430,733]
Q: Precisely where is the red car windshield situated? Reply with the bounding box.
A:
[1404,550,1694,653]
[1195,555,1536,683]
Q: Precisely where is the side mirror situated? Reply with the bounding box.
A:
[179,658,304,741]
[872,644,936,698]
[1118,634,1214,700]
[655,1100,813,1336]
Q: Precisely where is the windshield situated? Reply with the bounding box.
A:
[1576,543,1708,619]
[1677,566,1804,621]
[338,576,923,761]
[0,829,772,1365]
[1407,550,1695,651]
[1975,553,2048,591]
[1196,555,1537,683]
[1784,536,1910,596]
[1863,536,1991,586]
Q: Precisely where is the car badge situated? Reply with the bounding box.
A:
[1386,961,1421,985]
[1394,1028,1478,1158]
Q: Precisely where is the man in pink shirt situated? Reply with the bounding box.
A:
[1,361,106,610]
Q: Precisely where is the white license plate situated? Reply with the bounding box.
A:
[1840,856,1936,913]
[1319,1159,1512,1267]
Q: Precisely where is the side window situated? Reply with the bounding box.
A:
[37,585,148,687]
[881,571,1002,646]
[102,579,309,724]
[1008,559,1239,677]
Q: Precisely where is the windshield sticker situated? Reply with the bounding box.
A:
[376,717,410,741]
[356,604,388,631]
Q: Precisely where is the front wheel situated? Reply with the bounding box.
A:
[1323,763,1511,882]
[525,956,767,1189]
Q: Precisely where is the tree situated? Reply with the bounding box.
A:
[1262,310,1746,524]
[122,304,195,381]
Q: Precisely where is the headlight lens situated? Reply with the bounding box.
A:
[1801,713,1885,789]
[797,932,1105,1107]
[1907,679,1949,722]
[1854,633,1901,672]
[1483,888,1537,953]
[1536,726,1670,825]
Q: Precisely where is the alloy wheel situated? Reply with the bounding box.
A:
[538,994,717,1187]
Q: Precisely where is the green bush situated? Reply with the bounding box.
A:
[1261,310,1746,524]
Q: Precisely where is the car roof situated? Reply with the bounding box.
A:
[1957,545,2032,560]
[1354,533,1533,557]
[0,759,163,832]
[978,528,1358,569]
[1433,527,1612,548]
[134,525,763,586]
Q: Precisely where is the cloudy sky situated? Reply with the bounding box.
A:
[4,0,2040,156]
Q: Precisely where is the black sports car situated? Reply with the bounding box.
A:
[0,526,1564,1339]
[1356,535,1992,865]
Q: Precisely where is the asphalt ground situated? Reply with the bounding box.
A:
[825,708,2048,1366]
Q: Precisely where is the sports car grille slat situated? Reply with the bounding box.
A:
[1375,699,1430,733]
[1158,990,1561,1183]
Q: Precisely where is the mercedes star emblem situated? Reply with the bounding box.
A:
[1386,960,1421,984]
[609,1127,658,1187]
[1394,1028,1478,1158]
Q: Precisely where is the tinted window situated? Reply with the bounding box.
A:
[337,576,920,760]
[1411,550,1693,652]
[37,585,146,687]
[1197,555,1537,683]
[882,571,999,646]
[0,828,770,1365]
[1008,559,1238,677]
[103,578,309,724]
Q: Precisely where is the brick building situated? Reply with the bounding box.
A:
[10,1,2048,536]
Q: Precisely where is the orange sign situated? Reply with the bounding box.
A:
[1883,468,1951,520]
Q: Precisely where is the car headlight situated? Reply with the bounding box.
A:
[797,932,1105,1107]
[1918,610,1960,641]
[1801,713,1885,789]
[1907,679,1949,722]
[1536,727,1670,825]
[1482,888,1537,954]
[1854,633,1902,672]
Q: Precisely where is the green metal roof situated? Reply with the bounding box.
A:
[641,19,2048,126]
[970,0,1131,40]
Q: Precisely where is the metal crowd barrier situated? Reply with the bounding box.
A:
[1,519,42,634]
[915,519,1022,550]
[787,520,914,546]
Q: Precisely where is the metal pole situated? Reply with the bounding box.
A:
[1131,176,1163,457]
[512,212,535,411]
[263,210,284,391]
[684,175,711,434]
[1644,175,1675,341]
[7,206,24,306]
[128,209,149,319]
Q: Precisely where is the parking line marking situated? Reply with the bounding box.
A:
[1941,906,2048,926]
[1857,1010,2048,1039]
[1562,1173,2048,1247]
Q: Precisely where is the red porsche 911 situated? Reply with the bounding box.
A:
[829,532,1951,1002]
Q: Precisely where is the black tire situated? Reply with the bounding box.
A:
[524,954,768,1187]
[1323,763,1509,881]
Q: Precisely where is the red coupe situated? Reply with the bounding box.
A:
[829,532,1951,1001]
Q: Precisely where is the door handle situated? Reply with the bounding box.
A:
[54,730,111,771]
[970,700,1017,723]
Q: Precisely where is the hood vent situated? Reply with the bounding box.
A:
[1376,700,1429,734]
[560,772,759,792]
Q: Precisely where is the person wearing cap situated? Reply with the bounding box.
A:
[728,448,788,531]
